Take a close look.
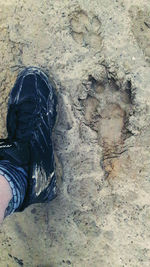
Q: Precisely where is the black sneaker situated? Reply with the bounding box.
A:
[0,67,57,211]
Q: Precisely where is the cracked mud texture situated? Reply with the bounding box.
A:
[0,0,150,266]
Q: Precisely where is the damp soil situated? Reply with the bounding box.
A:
[0,0,150,266]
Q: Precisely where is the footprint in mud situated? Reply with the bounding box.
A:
[70,11,102,50]
[129,6,150,61]
[83,77,131,148]
[81,75,132,178]
[84,95,125,152]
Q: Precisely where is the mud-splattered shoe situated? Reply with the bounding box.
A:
[0,67,57,211]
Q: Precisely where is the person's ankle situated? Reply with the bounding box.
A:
[0,174,12,223]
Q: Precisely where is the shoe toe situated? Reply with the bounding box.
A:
[10,74,37,103]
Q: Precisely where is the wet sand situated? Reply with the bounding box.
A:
[0,0,150,266]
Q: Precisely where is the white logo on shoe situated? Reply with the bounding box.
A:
[0,144,12,148]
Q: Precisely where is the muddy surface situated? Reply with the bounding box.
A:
[0,0,150,266]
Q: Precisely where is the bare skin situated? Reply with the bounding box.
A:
[0,175,12,223]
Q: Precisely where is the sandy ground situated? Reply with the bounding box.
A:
[0,0,150,266]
